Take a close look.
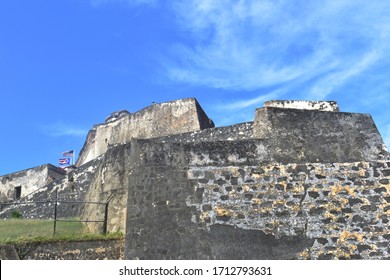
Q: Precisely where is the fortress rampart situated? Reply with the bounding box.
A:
[1,98,389,260]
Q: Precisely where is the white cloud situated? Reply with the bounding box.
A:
[42,122,88,137]
[166,0,390,97]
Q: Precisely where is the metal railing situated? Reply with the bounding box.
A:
[0,191,115,237]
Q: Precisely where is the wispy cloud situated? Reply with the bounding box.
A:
[385,125,390,151]
[217,90,283,111]
[90,0,156,8]
[307,49,382,99]
[165,0,390,98]
[42,122,88,137]
[210,90,284,126]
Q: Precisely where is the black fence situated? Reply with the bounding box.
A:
[0,191,113,239]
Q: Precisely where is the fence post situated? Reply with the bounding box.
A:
[53,190,58,236]
[103,202,109,235]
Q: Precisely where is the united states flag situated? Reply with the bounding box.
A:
[59,158,71,165]
[62,150,74,157]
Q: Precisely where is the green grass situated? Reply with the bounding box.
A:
[0,219,123,244]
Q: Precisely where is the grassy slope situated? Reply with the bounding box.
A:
[0,219,122,244]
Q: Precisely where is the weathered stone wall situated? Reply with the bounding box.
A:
[0,165,65,203]
[254,107,389,163]
[0,159,102,220]
[81,143,133,234]
[124,139,390,260]
[188,162,390,260]
[157,122,254,143]
[2,98,389,260]
[14,239,124,260]
[77,98,215,166]
[0,145,130,234]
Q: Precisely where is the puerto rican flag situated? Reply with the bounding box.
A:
[62,150,74,157]
[59,158,71,166]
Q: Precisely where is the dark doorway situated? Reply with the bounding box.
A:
[14,186,21,200]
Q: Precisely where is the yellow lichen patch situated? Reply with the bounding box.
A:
[360,198,371,205]
[344,185,356,197]
[358,169,367,177]
[258,208,272,215]
[297,249,310,260]
[278,181,288,188]
[308,186,320,192]
[231,168,241,178]
[324,211,337,222]
[324,202,342,213]
[291,184,304,193]
[95,248,106,254]
[200,211,210,221]
[290,205,301,212]
[214,206,233,217]
[330,185,356,197]
[263,164,275,173]
[273,200,286,207]
[330,185,342,197]
[383,185,390,193]
[251,198,262,205]
[341,198,349,208]
[333,247,354,260]
[279,165,287,175]
[339,231,365,243]
[251,173,263,179]
[63,249,81,255]
[327,233,365,259]
[314,166,326,175]
[229,190,237,196]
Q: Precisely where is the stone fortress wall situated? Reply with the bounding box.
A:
[123,138,390,260]
[76,98,215,167]
[1,98,389,260]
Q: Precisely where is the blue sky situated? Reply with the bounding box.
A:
[1,0,389,175]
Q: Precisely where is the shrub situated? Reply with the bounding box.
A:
[11,210,22,219]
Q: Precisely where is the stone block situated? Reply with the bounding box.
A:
[0,245,20,260]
